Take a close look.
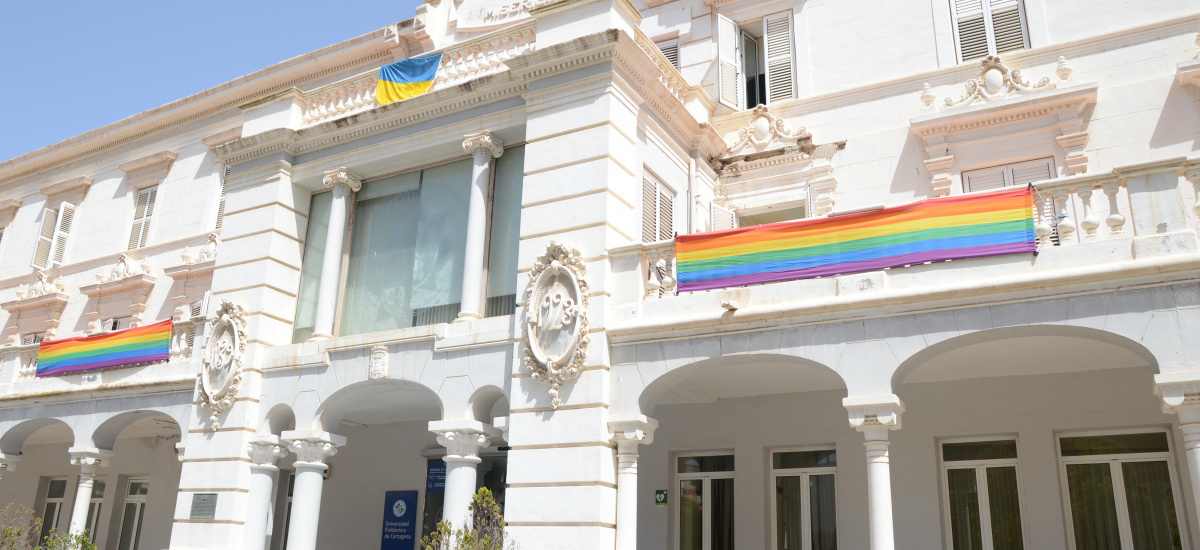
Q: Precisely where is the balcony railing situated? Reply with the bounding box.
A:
[301,22,536,127]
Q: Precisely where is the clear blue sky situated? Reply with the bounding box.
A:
[0,0,423,163]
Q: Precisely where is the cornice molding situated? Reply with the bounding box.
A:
[40,176,92,201]
[119,150,178,190]
[909,82,1097,138]
[0,199,21,225]
[201,126,244,149]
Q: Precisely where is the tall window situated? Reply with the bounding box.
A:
[117,478,150,550]
[485,145,524,318]
[772,449,836,550]
[85,479,107,540]
[292,192,333,343]
[127,186,157,250]
[32,203,75,270]
[677,454,734,550]
[39,477,67,542]
[1058,432,1186,550]
[643,177,674,242]
[716,11,795,110]
[941,439,1025,550]
[951,0,1028,62]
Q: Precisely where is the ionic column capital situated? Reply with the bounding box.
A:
[462,131,504,159]
[248,434,288,469]
[609,416,658,453]
[1155,372,1200,415]
[322,167,362,193]
[0,454,19,479]
[844,395,905,438]
[281,430,346,468]
[68,446,113,474]
[430,420,501,463]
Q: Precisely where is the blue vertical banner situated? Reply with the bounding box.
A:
[382,490,419,550]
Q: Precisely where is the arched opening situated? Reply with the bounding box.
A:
[889,325,1181,550]
[90,410,182,550]
[263,404,297,436]
[0,418,75,544]
[634,353,852,550]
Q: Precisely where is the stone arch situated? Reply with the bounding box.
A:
[313,379,444,433]
[636,352,847,416]
[90,409,184,451]
[890,324,1159,391]
[0,417,74,455]
[261,403,297,435]
[468,385,509,424]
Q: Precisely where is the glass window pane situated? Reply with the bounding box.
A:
[133,502,146,550]
[946,468,983,550]
[291,191,333,343]
[1065,463,1121,549]
[986,466,1024,550]
[118,503,138,550]
[40,502,57,541]
[92,480,106,498]
[678,455,735,473]
[773,450,836,469]
[711,478,734,550]
[943,440,1018,462]
[340,176,421,335]
[1121,461,1182,550]
[47,479,67,498]
[679,479,703,550]
[486,145,524,318]
[810,474,837,550]
[410,160,471,324]
[775,476,802,550]
[1060,433,1169,456]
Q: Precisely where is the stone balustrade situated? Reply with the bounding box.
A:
[1032,173,1132,246]
[641,240,677,299]
[170,320,199,362]
[301,23,536,127]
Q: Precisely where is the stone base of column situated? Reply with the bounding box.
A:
[452,312,482,323]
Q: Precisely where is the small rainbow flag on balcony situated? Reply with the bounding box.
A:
[376,54,443,106]
[675,187,1036,292]
[35,319,172,377]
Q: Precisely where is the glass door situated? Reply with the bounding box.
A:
[677,454,734,550]
[772,449,837,550]
[117,478,149,550]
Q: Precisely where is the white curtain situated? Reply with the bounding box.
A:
[291,191,333,343]
[486,145,524,317]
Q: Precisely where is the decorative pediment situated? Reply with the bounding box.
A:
[13,271,66,302]
[40,176,92,203]
[922,56,1070,111]
[726,105,812,156]
[0,199,22,226]
[119,150,177,190]
[81,254,157,331]
[201,127,243,150]
[2,272,69,345]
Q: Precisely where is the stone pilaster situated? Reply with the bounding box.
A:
[609,416,656,550]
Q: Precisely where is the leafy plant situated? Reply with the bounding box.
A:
[420,488,516,550]
[0,502,41,550]
[38,530,96,550]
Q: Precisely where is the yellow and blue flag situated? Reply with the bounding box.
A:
[376,54,443,105]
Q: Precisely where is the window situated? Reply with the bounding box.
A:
[951,0,1028,62]
[941,439,1025,550]
[117,478,150,550]
[1057,432,1186,550]
[739,205,806,228]
[962,158,1054,193]
[32,203,75,270]
[772,449,836,550]
[485,146,524,318]
[717,12,795,110]
[677,454,734,550]
[273,473,295,550]
[39,477,67,542]
[215,165,229,234]
[657,39,680,70]
[102,317,131,333]
[127,186,157,250]
[710,203,737,232]
[643,177,675,242]
[22,332,45,346]
[85,479,107,540]
[292,191,333,343]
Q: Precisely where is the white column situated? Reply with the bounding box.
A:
[430,420,501,531]
[845,395,904,550]
[455,131,504,322]
[1157,374,1200,528]
[610,416,657,550]
[246,435,287,550]
[281,431,345,550]
[67,447,112,536]
[309,168,361,339]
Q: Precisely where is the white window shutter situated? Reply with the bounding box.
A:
[50,202,75,268]
[215,166,229,233]
[716,14,742,110]
[962,165,1007,193]
[989,0,1027,54]
[657,40,680,70]
[128,186,157,250]
[32,207,57,270]
[1009,157,1055,186]
[762,11,796,104]
[658,186,675,241]
[642,179,658,242]
[952,0,989,62]
[710,203,737,231]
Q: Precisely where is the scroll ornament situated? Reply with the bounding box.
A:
[523,242,590,409]
[199,300,247,428]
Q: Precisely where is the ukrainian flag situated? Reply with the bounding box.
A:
[376,54,443,105]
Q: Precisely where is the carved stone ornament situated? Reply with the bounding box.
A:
[15,271,66,300]
[199,300,248,428]
[94,254,152,283]
[181,233,220,265]
[368,345,389,380]
[930,55,1060,110]
[523,242,589,409]
[727,105,812,155]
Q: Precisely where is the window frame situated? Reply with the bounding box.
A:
[715,9,797,110]
[32,202,76,271]
[117,477,150,550]
[39,477,68,542]
[1054,428,1190,550]
[938,436,1028,550]
[674,451,736,550]
[949,0,1030,63]
[769,446,838,550]
[642,173,677,243]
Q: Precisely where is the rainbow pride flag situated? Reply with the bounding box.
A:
[676,187,1036,292]
[35,319,172,378]
[376,54,443,106]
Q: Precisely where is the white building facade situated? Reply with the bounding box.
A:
[0,1,1199,549]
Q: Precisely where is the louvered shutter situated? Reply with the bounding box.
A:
[962,165,1007,193]
[128,186,157,250]
[988,0,1027,53]
[657,40,680,70]
[1009,157,1054,186]
[215,166,229,233]
[642,179,658,242]
[953,0,989,62]
[50,202,75,268]
[716,14,742,109]
[658,186,674,241]
[32,208,57,269]
[762,12,796,104]
[711,203,737,231]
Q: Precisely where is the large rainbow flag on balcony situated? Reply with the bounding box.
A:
[675,187,1036,292]
[35,319,172,377]
[376,54,443,105]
